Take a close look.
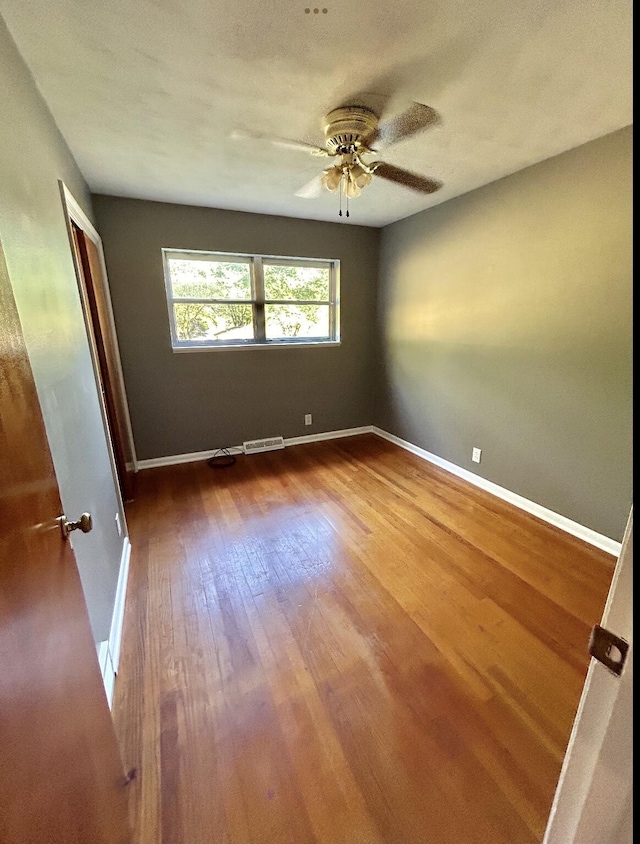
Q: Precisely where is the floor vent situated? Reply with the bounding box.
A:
[242,436,285,454]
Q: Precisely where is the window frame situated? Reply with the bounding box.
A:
[162,249,341,351]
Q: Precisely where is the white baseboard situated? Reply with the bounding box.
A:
[97,639,115,709]
[137,445,244,469]
[97,537,131,709]
[108,537,131,676]
[284,426,373,447]
[136,427,374,470]
[372,427,621,558]
[133,425,620,558]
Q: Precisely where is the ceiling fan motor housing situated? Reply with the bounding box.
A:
[323,106,378,153]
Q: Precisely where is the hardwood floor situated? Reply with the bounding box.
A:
[113,434,614,844]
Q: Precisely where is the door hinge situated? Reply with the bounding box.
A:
[588,624,629,676]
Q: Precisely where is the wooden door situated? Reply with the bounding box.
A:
[0,240,131,844]
[71,223,135,502]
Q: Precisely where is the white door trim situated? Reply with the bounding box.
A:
[59,182,138,475]
[543,510,633,843]
[96,639,115,709]
[95,538,131,709]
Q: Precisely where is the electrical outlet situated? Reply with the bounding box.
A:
[472,447,482,464]
[305,414,312,426]
[115,512,122,537]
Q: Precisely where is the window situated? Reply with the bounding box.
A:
[162,249,340,350]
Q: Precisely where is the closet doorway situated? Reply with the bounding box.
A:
[62,184,136,503]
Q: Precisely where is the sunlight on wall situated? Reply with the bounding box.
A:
[377,128,632,540]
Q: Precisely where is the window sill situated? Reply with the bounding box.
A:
[172,340,341,353]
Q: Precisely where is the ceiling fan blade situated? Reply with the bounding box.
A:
[295,172,326,199]
[373,102,440,149]
[373,162,442,194]
[340,65,419,121]
[231,129,329,156]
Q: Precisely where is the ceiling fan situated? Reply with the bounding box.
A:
[233,100,442,217]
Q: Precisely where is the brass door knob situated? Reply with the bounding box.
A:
[59,512,93,540]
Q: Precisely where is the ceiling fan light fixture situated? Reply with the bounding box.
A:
[343,176,361,199]
[321,165,343,192]
[350,163,373,189]
[235,102,442,219]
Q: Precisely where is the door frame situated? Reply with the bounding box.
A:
[59,182,138,491]
[543,508,633,842]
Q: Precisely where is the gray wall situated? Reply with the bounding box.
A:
[0,15,126,642]
[377,127,633,542]
[93,196,379,460]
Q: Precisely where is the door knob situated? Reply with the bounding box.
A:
[59,512,93,540]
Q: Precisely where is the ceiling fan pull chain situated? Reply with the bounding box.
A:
[339,177,343,216]
[346,192,350,218]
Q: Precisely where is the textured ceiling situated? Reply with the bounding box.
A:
[0,0,632,227]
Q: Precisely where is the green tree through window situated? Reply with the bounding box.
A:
[263,263,330,339]
[164,253,337,347]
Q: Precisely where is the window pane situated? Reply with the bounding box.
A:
[263,263,330,301]
[265,304,330,340]
[174,303,254,342]
[168,258,252,300]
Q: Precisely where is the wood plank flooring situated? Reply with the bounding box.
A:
[113,434,614,844]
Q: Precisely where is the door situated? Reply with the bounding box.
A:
[69,220,135,502]
[0,240,131,842]
[544,509,633,843]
